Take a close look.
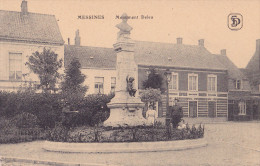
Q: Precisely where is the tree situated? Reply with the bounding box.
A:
[143,68,164,91]
[26,48,63,93]
[61,57,87,110]
[140,88,162,117]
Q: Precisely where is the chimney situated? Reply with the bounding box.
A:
[68,38,70,45]
[177,37,182,44]
[198,39,204,47]
[256,39,260,53]
[21,0,28,15]
[75,29,81,46]
[220,49,226,56]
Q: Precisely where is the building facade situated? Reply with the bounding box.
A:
[0,1,64,91]
[240,39,260,120]
[65,32,250,119]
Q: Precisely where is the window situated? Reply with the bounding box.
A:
[207,75,217,91]
[9,52,22,80]
[188,74,198,91]
[94,77,104,94]
[238,101,246,115]
[234,80,241,89]
[111,77,116,93]
[169,73,178,90]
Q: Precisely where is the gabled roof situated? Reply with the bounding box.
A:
[134,41,226,70]
[213,54,246,80]
[0,10,64,45]
[65,41,227,71]
[64,45,116,69]
[246,50,260,72]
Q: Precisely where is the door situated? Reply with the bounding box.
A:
[208,101,216,117]
[189,101,197,117]
[228,101,234,121]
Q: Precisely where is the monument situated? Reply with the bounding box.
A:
[103,13,147,127]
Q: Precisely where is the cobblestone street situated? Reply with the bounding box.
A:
[0,122,259,166]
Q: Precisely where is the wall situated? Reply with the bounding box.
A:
[138,67,228,92]
[0,41,64,91]
[81,68,117,94]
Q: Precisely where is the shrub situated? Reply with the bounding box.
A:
[0,117,45,144]
[12,112,39,129]
[76,93,114,126]
[47,123,70,142]
[169,105,183,128]
[0,91,63,129]
[46,124,205,143]
[0,91,20,118]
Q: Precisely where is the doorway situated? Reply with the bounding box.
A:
[208,101,216,117]
[189,101,197,117]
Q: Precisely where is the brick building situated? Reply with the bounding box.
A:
[65,32,250,119]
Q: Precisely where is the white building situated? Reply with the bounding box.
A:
[65,41,116,95]
[0,0,64,91]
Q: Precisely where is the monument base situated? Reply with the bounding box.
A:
[103,94,148,127]
[103,107,148,127]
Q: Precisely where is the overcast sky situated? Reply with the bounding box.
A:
[1,0,260,68]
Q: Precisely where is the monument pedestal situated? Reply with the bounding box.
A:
[104,91,147,127]
[103,25,148,127]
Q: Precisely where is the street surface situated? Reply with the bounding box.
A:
[0,122,259,166]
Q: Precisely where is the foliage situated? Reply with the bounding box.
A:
[47,123,70,142]
[169,105,184,128]
[46,124,204,143]
[0,118,45,144]
[26,47,63,93]
[0,91,63,128]
[76,94,115,126]
[61,57,87,111]
[143,68,164,91]
[140,88,161,103]
[11,112,39,129]
[0,91,20,118]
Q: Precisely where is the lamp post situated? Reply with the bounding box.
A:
[164,69,172,127]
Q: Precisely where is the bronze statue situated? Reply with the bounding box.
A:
[126,75,136,97]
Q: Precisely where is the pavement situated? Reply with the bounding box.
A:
[0,122,260,166]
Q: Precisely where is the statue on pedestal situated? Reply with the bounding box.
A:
[104,13,148,127]
[116,13,133,40]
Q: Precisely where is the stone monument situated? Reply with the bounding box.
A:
[103,13,147,127]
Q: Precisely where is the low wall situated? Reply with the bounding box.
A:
[43,138,207,153]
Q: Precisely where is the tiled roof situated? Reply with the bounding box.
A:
[65,41,227,71]
[64,45,116,69]
[213,54,246,80]
[246,51,260,72]
[134,41,226,70]
[0,10,64,45]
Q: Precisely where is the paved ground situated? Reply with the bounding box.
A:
[0,122,259,166]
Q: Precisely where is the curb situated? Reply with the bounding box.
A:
[43,138,208,153]
[0,156,121,166]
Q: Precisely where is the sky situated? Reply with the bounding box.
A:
[0,0,260,68]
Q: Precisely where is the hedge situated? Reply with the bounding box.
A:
[0,91,114,129]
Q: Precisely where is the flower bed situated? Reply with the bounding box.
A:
[46,123,204,143]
